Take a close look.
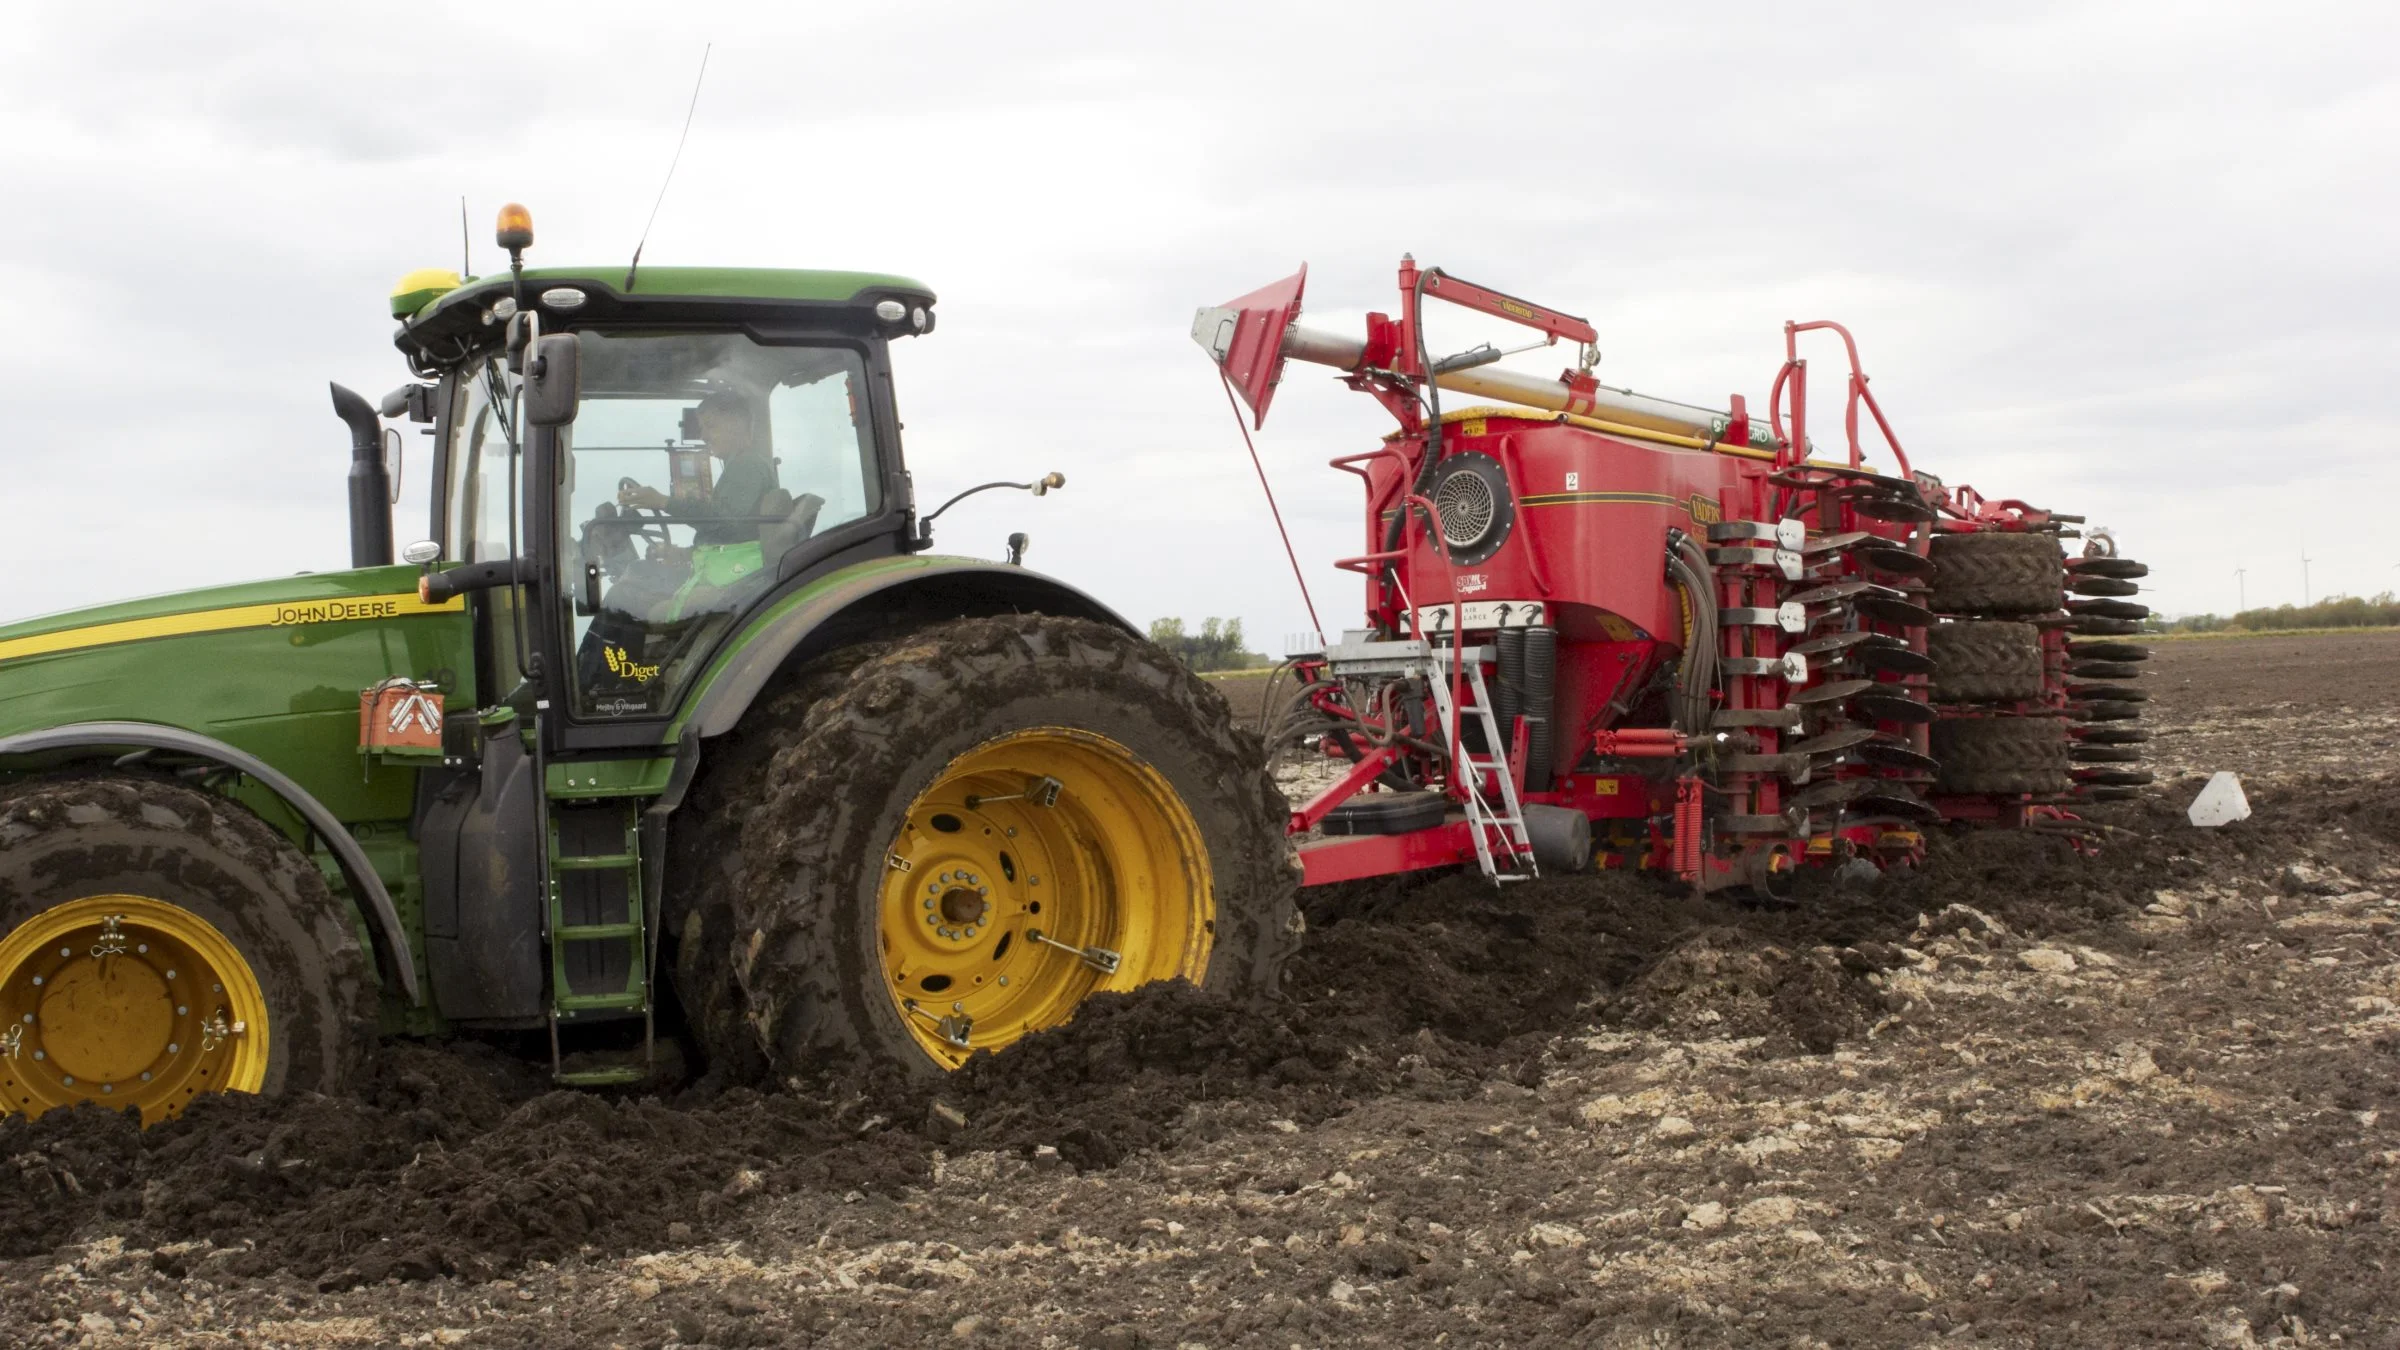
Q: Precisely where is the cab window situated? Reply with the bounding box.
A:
[559,332,877,719]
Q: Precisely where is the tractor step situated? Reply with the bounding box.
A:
[544,797,654,1083]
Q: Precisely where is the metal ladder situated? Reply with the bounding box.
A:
[544,801,653,1085]
[1422,651,1539,883]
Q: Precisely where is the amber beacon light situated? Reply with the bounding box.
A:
[495,203,535,253]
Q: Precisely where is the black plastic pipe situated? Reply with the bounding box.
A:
[1495,627,1526,744]
[333,382,392,568]
[1521,625,1558,791]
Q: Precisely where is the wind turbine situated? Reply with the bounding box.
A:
[2234,567,2246,611]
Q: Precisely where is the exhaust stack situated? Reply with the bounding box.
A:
[331,382,393,568]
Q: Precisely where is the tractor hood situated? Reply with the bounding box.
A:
[0,567,457,675]
[0,566,474,822]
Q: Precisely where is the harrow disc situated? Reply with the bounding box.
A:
[2071,746,2143,763]
[1790,630,1901,657]
[1856,595,1937,627]
[1856,740,1941,773]
[2075,786,2147,801]
[2067,557,2148,579]
[2065,641,2151,662]
[2068,576,2141,597]
[1855,790,1943,823]
[1792,678,1876,705]
[2073,701,2145,722]
[2064,683,2147,702]
[1857,544,1934,577]
[1852,690,1936,724]
[1848,494,1937,524]
[2068,660,2145,680]
[2075,726,2150,744]
[1791,776,1878,809]
[1789,726,1879,757]
[1853,645,1935,676]
[2069,617,2146,637]
[2066,597,2151,620]
[2074,768,2156,787]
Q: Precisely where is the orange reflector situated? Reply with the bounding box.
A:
[495,202,534,251]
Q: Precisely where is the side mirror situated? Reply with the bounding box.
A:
[525,333,581,428]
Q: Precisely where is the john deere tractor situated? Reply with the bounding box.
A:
[0,206,1298,1123]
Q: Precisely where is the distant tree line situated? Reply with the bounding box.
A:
[2153,592,2400,634]
[1147,616,1269,672]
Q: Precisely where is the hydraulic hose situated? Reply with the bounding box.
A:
[1665,532,1719,735]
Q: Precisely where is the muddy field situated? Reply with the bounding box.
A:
[5,630,2398,1347]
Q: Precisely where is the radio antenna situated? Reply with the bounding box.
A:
[460,196,472,278]
[626,43,712,294]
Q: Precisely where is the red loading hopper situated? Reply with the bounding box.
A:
[1191,265,1305,430]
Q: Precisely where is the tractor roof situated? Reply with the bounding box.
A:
[392,265,937,366]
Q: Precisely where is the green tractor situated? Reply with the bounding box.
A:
[0,206,1297,1123]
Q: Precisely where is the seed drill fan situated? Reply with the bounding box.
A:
[1193,260,2155,891]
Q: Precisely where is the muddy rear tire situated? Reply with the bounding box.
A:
[1929,532,2064,615]
[0,777,374,1122]
[1931,718,2071,795]
[710,615,1299,1078]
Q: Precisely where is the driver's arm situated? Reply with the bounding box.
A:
[616,481,671,511]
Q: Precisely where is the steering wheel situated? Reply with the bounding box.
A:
[610,476,679,550]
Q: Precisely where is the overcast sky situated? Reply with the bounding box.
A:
[3,1,2393,647]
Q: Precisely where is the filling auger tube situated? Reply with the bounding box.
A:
[1277,324,1753,447]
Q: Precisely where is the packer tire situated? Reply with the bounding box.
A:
[2077,726,2150,745]
[1927,620,2045,702]
[722,615,1299,1079]
[1929,532,2064,615]
[0,777,375,1117]
[1931,717,2071,795]
[2069,661,2145,681]
[2069,617,2146,637]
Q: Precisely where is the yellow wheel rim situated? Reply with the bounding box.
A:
[0,895,270,1124]
[878,727,1214,1067]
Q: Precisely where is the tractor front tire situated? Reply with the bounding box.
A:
[0,777,375,1123]
[1929,532,2064,615]
[712,615,1299,1078]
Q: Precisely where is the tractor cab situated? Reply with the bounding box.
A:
[386,216,937,744]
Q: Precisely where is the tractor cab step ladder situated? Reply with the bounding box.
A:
[544,800,653,1086]
[1421,648,1538,884]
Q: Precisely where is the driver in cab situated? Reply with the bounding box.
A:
[615,391,782,615]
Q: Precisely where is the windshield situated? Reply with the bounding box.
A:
[560,332,879,720]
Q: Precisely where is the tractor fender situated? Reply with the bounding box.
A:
[0,720,421,1006]
[679,556,1137,740]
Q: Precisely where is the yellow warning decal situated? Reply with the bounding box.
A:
[0,592,465,665]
